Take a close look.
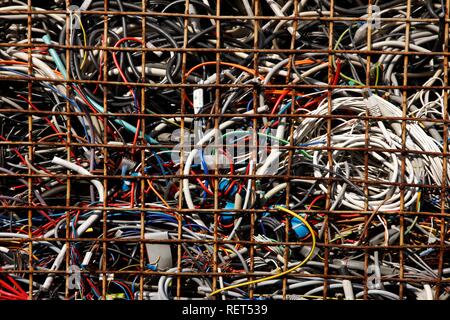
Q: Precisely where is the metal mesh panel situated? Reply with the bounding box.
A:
[0,0,449,300]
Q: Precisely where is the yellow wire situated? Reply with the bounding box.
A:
[75,14,88,69]
[209,206,316,297]
[118,264,140,272]
[332,26,365,86]
[420,225,437,233]
[374,62,380,86]
[221,248,234,255]
[20,248,38,261]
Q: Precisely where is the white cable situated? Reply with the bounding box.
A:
[182,106,268,212]
[228,160,254,240]
[41,157,104,290]
[342,280,355,300]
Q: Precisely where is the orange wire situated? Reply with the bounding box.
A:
[0,60,28,65]
[183,59,320,109]
[185,61,264,80]
[0,59,63,78]
[147,180,172,209]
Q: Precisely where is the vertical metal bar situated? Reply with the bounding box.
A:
[139,0,148,301]
[26,0,34,300]
[249,0,260,300]
[101,0,109,300]
[282,0,300,300]
[64,0,73,300]
[211,0,222,299]
[363,0,374,301]
[435,0,449,299]
[399,0,413,300]
[176,0,192,300]
[323,0,336,300]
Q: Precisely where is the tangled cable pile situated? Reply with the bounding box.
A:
[0,0,449,300]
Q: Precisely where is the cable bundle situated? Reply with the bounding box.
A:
[0,0,449,301]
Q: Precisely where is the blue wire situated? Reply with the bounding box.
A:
[199,149,209,202]
[246,99,253,111]
[111,281,131,300]
[0,67,91,141]
[151,150,168,176]
[259,219,266,236]
[131,275,139,294]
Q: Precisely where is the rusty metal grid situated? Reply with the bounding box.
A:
[0,0,449,300]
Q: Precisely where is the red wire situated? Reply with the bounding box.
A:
[270,89,290,114]
[130,182,136,208]
[85,277,101,298]
[35,164,66,185]
[0,135,27,164]
[308,195,325,210]
[36,209,56,225]
[17,95,82,161]
[9,185,27,190]
[112,280,134,300]
[72,85,104,120]
[221,148,234,174]
[6,275,27,297]
[0,289,24,300]
[112,37,144,85]
[192,170,214,196]
[131,118,141,156]
[0,279,27,299]
[111,37,144,156]
[296,60,342,112]
[332,59,342,86]
[223,180,238,196]
[17,95,60,134]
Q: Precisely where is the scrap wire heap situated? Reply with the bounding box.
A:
[0,0,449,300]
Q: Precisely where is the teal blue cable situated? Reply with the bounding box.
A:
[85,96,158,144]
[43,35,67,79]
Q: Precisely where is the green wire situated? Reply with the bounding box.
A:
[406,192,421,235]
[333,26,368,87]
[340,73,365,86]
[334,27,350,52]
[375,62,380,86]
[405,216,419,235]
